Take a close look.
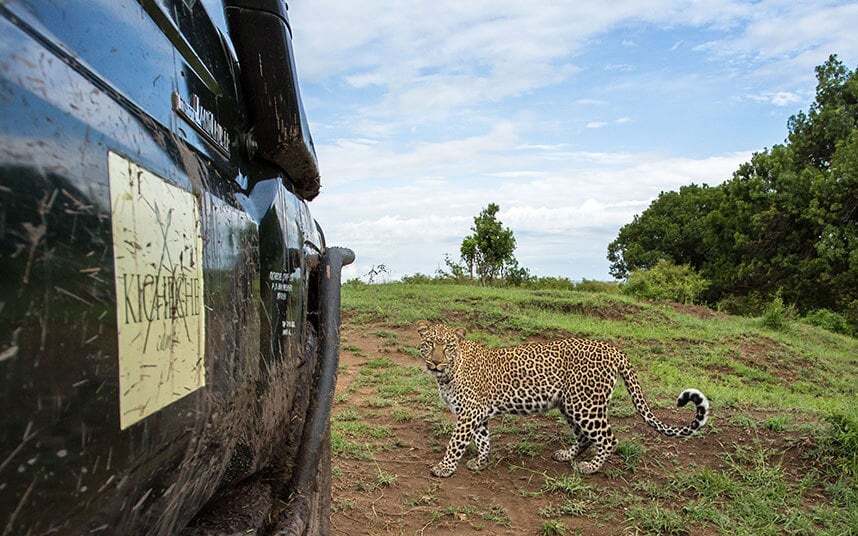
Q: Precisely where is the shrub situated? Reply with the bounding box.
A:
[622,260,709,304]
[575,279,620,293]
[845,299,858,335]
[401,273,436,284]
[803,308,854,336]
[759,293,796,331]
[522,276,577,291]
[504,259,532,286]
[716,292,768,316]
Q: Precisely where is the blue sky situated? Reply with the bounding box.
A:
[289,1,858,281]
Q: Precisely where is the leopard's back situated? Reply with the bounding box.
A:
[452,338,622,415]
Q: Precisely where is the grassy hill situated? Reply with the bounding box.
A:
[330,282,857,535]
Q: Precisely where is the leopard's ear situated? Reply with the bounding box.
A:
[416,320,430,337]
[453,327,466,340]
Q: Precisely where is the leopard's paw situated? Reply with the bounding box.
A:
[552,449,575,462]
[466,458,488,471]
[430,463,455,478]
[574,461,598,475]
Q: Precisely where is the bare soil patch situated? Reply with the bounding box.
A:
[667,302,725,320]
[733,335,813,383]
[526,299,644,321]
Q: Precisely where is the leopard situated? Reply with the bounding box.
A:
[416,321,710,477]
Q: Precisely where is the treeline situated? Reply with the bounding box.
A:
[401,272,619,293]
[608,56,858,331]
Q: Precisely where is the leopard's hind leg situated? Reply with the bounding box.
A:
[557,367,620,474]
[574,409,618,474]
[552,413,592,462]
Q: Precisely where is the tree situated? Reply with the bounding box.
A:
[460,203,518,283]
[607,55,858,325]
[460,236,477,279]
[607,184,723,279]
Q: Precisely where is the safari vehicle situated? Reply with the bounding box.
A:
[0,1,352,534]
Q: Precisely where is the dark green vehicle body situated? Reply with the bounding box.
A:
[0,1,340,534]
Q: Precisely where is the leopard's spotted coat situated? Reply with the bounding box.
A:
[417,322,710,477]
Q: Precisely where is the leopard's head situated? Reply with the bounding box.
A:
[416,321,465,377]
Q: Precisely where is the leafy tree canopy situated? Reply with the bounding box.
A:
[608,55,858,325]
[457,203,521,283]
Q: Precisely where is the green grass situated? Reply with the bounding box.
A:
[764,415,790,432]
[539,520,568,535]
[342,282,858,417]
[342,344,364,356]
[349,356,438,405]
[542,473,591,496]
[729,414,757,429]
[633,441,858,535]
[480,505,512,527]
[366,396,394,408]
[391,406,415,422]
[375,469,397,487]
[616,439,646,471]
[333,407,361,422]
[334,420,392,439]
[627,503,687,535]
[513,439,542,457]
[538,499,588,518]
[373,329,398,340]
[333,497,356,512]
[336,282,858,535]
[331,430,374,460]
[400,345,421,358]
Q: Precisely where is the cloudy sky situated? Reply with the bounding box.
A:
[289,0,858,281]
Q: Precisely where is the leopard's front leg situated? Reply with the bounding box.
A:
[431,411,482,478]
[466,418,490,471]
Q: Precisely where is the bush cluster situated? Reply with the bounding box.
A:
[621,260,709,304]
[400,272,619,293]
[803,308,855,337]
[716,292,769,316]
[759,293,797,331]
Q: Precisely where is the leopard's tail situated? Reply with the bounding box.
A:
[618,356,709,437]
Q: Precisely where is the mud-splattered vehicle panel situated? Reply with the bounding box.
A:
[0,1,338,534]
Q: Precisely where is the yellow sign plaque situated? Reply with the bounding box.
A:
[108,152,206,429]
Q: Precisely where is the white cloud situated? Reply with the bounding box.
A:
[746,90,803,106]
[605,63,635,72]
[585,118,631,128]
[289,0,805,127]
[317,123,518,185]
[697,2,858,79]
[311,124,751,279]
